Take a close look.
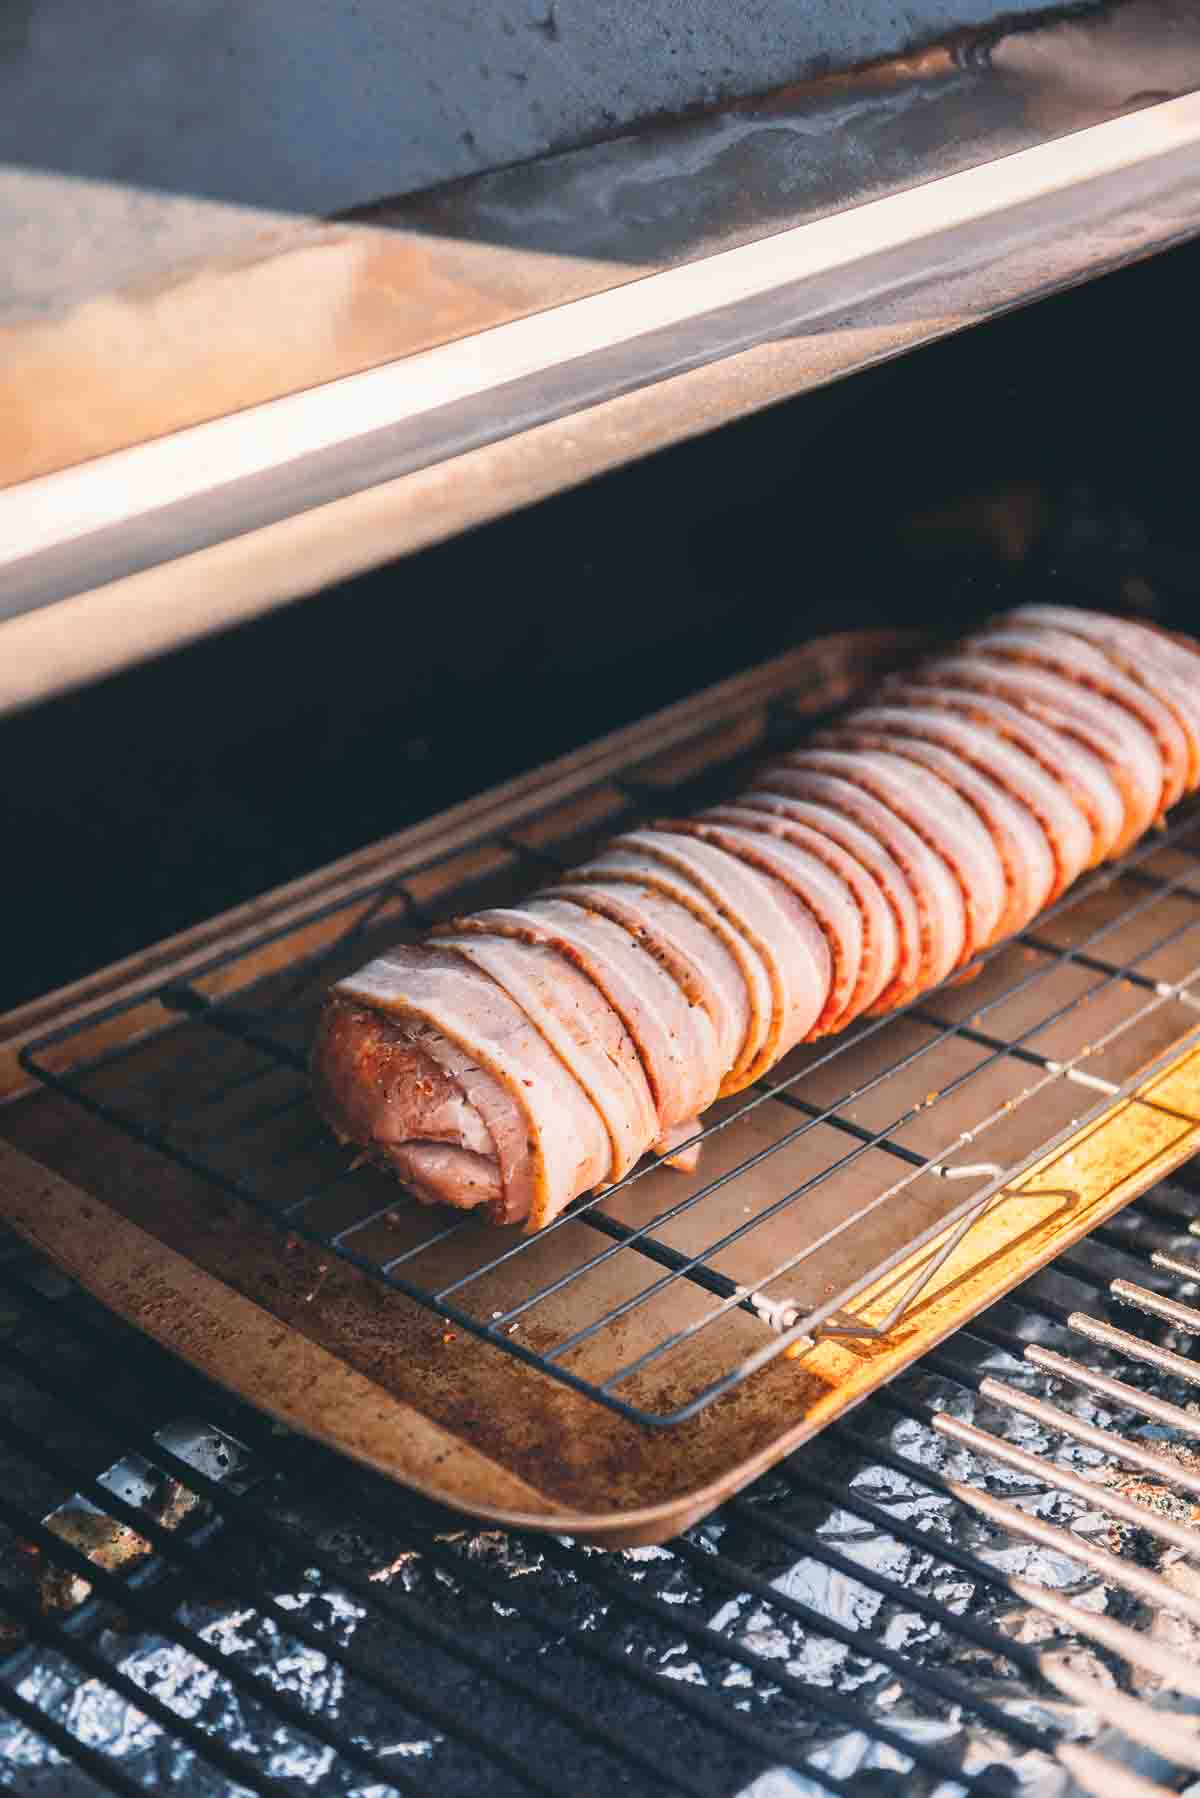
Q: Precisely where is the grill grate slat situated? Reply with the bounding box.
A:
[0,1483,438,1798]
[0,1579,293,1798]
[527,1536,1021,1794]
[0,1295,707,1798]
[691,1507,1048,1716]
[2,1182,1200,1790]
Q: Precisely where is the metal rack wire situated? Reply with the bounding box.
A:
[4,1178,1200,1793]
[19,699,1200,1429]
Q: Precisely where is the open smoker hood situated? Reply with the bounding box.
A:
[3,0,1200,709]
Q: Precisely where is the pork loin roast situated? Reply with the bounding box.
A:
[312,609,1200,1230]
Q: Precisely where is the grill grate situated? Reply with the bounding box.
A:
[3,1181,1200,1793]
[18,696,1200,1427]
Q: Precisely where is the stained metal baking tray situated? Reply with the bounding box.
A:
[4,627,1200,1545]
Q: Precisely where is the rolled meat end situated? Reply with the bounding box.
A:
[755,765,965,992]
[882,680,1119,870]
[773,747,1006,960]
[967,622,1188,812]
[814,722,1055,941]
[734,791,921,1010]
[1007,604,1200,791]
[701,802,899,1022]
[317,944,610,1230]
[436,899,719,1141]
[312,1001,504,1211]
[433,932,657,1184]
[667,817,864,1035]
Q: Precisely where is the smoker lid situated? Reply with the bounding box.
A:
[2,2,1200,709]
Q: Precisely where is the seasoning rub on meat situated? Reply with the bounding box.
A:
[312,609,1200,1231]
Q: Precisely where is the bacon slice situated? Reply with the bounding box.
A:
[773,748,1006,959]
[750,765,965,992]
[815,721,1054,941]
[633,829,832,1060]
[966,623,1187,813]
[434,933,656,1184]
[545,880,745,1086]
[314,610,1200,1231]
[1008,605,1200,791]
[435,899,719,1146]
[883,681,1118,871]
[700,803,898,1023]
[733,792,919,1011]
[665,818,862,1035]
[569,831,830,1082]
[555,857,771,1090]
[911,654,1162,853]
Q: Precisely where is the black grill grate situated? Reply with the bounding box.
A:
[18,704,1200,1426]
[2,1178,1200,1793]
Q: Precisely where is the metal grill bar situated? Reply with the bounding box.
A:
[1150,1245,1200,1279]
[0,1678,153,1798]
[1044,1671,1200,1778]
[1111,1278,1200,1336]
[6,1180,1200,1792]
[0,1482,438,1798]
[1070,1311,1200,1386]
[524,1537,1020,1792]
[0,1577,292,1798]
[1025,1342,1200,1434]
[0,1276,712,1798]
[0,1263,1015,1792]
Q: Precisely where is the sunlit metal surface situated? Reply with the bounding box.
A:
[3,4,1200,708]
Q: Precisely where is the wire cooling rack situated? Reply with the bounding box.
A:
[19,677,1200,1430]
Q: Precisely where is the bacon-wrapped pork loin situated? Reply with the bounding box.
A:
[312,609,1200,1231]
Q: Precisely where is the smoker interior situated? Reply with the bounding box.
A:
[3,241,1200,1793]
[9,237,1200,1014]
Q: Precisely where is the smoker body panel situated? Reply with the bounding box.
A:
[5,4,1200,708]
